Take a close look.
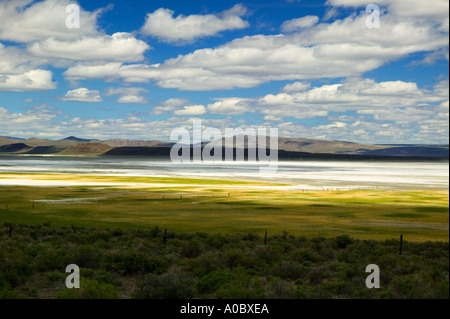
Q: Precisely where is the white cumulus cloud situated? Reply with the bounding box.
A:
[282,81,311,92]
[28,33,150,62]
[105,87,148,104]
[65,6,448,91]
[62,88,102,102]
[281,16,319,32]
[0,0,101,42]
[0,69,56,91]
[174,104,206,116]
[141,4,249,44]
[207,98,251,115]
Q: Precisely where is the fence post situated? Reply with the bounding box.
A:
[264,230,267,245]
[9,223,12,238]
[399,234,403,255]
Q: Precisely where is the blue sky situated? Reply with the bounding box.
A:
[0,0,448,144]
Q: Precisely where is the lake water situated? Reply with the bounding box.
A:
[0,155,448,190]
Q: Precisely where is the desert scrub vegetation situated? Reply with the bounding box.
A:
[0,223,448,299]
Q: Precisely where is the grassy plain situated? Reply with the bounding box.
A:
[0,173,448,242]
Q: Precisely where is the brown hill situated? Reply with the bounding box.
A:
[1,135,447,158]
[277,137,390,154]
[207,135,391,154]
[0,136,24,146]
[58,143,113,155]
[24,138,79,148]
[102,139,172,147]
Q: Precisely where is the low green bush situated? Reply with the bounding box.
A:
[0,224,448,299]
[55,279,119,299]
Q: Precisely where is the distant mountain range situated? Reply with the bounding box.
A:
[0,135,448,159]
[62,136,94,143]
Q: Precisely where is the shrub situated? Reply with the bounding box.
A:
[73,245,101,269]
[224,249,251,270]
[272,260,304,280]
[0,280,20,299]
[335,235,353,249]
[215,268,265,299]
[291,248,320,263]
[255,246,281,265]
[46,271,65,282]
[0,288,20,299]
[0,223,448,299]
[295,284,315,299]
[305,267,325,285]
[204,234,229,249]
[196,270,231,294]
[180,240,203,259]
[87,229,111,243]
[317,280,349,298]
[134,271,194,299]
[55,279,119,299]
[242,232,260,242]
[195,232,208,239]
[186,251,223,276]
[105,252,168,275]
[149,226,162,238]
[267,278,296,299]
[111,228,123,237]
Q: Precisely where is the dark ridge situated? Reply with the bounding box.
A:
[0,143,32,153]
[376,144,449,147]
[362,147,449,158]
[25,146,66,154]
[61,136,93,142]
[103,146,172,156]
[2,136,25,140]
[102,146,449,161]
[284,141,313,147]
[276,150,448,161]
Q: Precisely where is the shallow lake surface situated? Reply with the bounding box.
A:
[0,155,448,190]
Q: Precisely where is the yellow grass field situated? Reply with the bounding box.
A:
[0,173,448,242]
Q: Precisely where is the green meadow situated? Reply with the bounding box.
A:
[0,174,448,242]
